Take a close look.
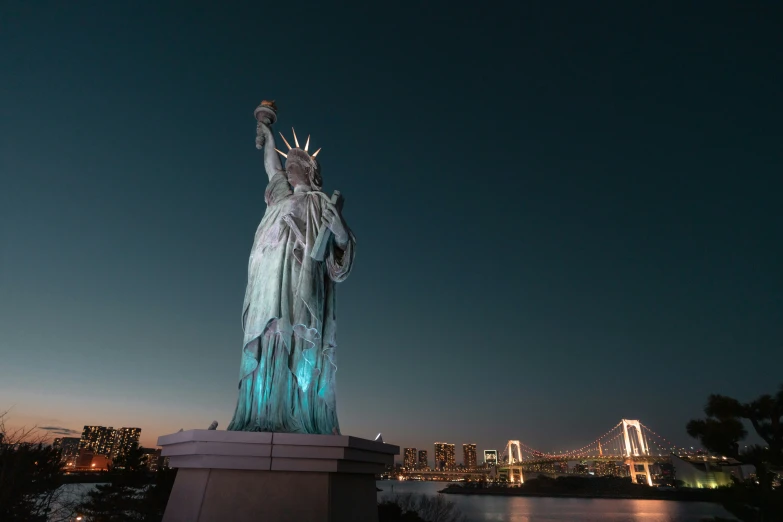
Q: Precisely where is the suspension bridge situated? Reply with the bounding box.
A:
[496,419,691,486]
[402,419,697,486]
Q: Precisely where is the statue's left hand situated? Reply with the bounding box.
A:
[322,201,349,248]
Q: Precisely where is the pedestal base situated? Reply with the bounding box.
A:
[157,430,398,522]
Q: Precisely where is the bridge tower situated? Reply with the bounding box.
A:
[499,441,525,485]
[622,419,652,486]
[504,440,523,464]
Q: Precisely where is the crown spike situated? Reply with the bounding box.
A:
[279,132,293,151]
[304,135,310,152]
[274,148,287,158]
[311,147,322,158]
[292,128,300,148]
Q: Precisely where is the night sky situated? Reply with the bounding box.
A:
[1,2,781,460]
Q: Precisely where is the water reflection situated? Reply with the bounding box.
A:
[377,480,736,522]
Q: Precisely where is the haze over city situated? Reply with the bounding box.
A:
[1,1,781,461]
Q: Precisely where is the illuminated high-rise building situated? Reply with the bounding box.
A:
[53,437,81,460]
[434,442,455,470]
[78,426,141,460]
[445,444,456,469]
[462,443,477,469]
[79,426,117,456]
[403,448,417,469]
[484,449,498,465]
[417,450,428,469]
[434,443,446,469]
[141,448,162,472]
[112,427,142,460]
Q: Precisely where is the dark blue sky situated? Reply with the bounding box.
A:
[1,1,781,458]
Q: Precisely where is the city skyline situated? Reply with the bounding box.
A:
[42,419,692,466]
[8,409,701,456]
[2,2,781,453]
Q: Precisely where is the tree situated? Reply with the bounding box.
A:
[76,442,176,522]
[0,411,76,522]
[78,441,146,522]
[687,386,783,521]
[135,466,177,521]
[379,493,465,522]
[78,440,146,521]
[378,501,427,522]
[687,385,783,489]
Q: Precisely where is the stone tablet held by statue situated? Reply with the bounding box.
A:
[311,190,344,261]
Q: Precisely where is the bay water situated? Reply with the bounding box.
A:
[377,480,737,522]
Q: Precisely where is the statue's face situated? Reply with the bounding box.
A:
[286,160,310,189]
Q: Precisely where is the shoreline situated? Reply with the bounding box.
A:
[438,485,720,503]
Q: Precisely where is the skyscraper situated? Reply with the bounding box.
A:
[434,442,455,470]
[79,426,117,456]
[141,447,162,472]
[484,449,498,466]
[417,450,428,469]
[112,427,142,460]
[53,437,81,459]
[462,443,477,469]
[434,443,446,469]
[403,448,417,469]
[78,426,142,460]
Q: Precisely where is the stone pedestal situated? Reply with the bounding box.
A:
[157,430,398,522]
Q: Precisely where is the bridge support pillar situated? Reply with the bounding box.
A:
[626,459,653,486]
[498,465,525,484]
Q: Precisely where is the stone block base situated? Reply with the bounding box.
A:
[164,468,378,522]
[158,430,398,522]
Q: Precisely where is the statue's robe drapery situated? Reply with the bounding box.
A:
[228,172,355,434]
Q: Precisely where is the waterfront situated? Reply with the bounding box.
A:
[377,480,737,522]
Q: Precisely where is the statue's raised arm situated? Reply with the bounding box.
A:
[254,100,284,181]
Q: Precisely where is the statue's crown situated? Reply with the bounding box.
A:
[275,128,321,162]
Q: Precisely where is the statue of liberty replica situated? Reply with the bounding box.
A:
[157,102,394,522]
[228,101,355,435]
